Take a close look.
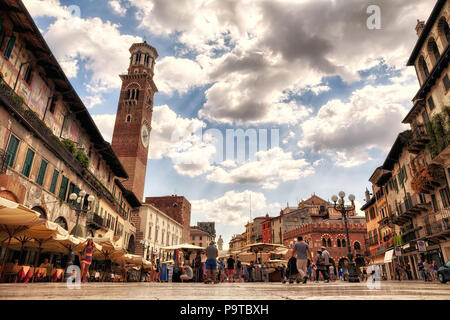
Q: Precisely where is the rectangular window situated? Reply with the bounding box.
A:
[431,194,438,212]
[58,176,69,200]
[4,35,15,60]
[49,169,59,194]
[67,182,75,202]
[21,149,35,178]
[427,96,435,111]
[444,74,450,91]
[440,188,450,208]
[23,65,32,84]
[6,134,19,168]
[36,159,48,186]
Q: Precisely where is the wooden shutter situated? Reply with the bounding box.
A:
[50,169,59,194]
[6,135,19,167]
[21,149,35,177]
[4,35,15,60]
[36,160,48,186]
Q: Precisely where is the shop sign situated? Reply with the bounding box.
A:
[394,246,402,256]
[417,240,427,252]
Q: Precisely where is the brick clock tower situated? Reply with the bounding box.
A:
[112,42,158,201]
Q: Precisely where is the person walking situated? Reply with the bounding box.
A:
[247,261,255,282]
[320,246,330,283]
[423,260,432,282]
[291,236,312,284]
[204,241,218,284]
[80,239,95,284]
[431,261,438,281]
[218,258,226,282]
[418,260,424,280]
[405,263,412,280]
[235,256,243,283]
[226,255,235,282]
[193,252,202,282]
[329,265,335,281]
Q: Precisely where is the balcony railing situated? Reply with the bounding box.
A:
[86,213,105,230]
[392,194,430,226]
[411,164,447,194]
[0,149,10,174]
[407,124,430,154]
[418,217,450,238]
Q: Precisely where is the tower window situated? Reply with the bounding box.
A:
[126,115,131,122]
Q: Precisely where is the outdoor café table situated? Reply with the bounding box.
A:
[17,265,31,281]
[52,268,64,282]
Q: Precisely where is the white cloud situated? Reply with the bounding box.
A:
[150,105,207,159]
[24,0,142,92]
[191,190,281,227]
[128,0,434,125]
[155,57,209,96]
[206,147,315,189]
[91,114,116,142]
[298,69,418,167]
[109,0,127,16]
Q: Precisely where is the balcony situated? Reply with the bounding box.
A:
[411,164,446,194]
[0,149,10,174]
[407,124,430,154]
[379,215,392,227]
[392,194,429,226]
[86,213,105,230]
[418,215,450,241]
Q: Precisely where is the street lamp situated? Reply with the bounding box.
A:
[66,190,95,271]
[332,191,360,283]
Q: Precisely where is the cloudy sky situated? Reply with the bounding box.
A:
[23,0,436,249]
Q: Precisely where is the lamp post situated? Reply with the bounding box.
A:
[66,190,95,271]
[331,191,360,283]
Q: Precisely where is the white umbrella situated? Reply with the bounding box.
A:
[0,199,50,279]
[161,243,205,251]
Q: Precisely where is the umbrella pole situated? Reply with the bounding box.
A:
[0,237,12,282]
[32,242,43,283]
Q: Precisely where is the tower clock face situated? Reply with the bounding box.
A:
[141,125,150,148]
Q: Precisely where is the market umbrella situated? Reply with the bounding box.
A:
[92,231,126,261]
[0,199,46,280]
[241,243,288,264]
[161,243,205,251]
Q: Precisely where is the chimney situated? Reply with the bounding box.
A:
[415,19,425,36]
[365,188,371,202]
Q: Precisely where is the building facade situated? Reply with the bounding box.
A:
[133,203,183,261]
[261,214,271,243]
[0,1,139,261]
[283,195,368,270]
[145,196,191,243]
[111,42,158,202]
[190,226,214,248]
[359,0,450,280]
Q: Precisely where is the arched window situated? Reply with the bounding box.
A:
[55,216,68,231]
[342,239,346,247]
[337,239,341,247]
[354,241,361,250]
[322,238,327,247]
[126,115,131,123]
[327,238,332,247]
[419,56,430,80]
[428,38,440,63]
[438,17,450,45]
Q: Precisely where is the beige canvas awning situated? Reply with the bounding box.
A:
[161,243,205,251]
[0,197,41,226]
